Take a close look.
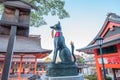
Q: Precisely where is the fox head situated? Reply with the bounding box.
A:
[50,21,62,31]
[50,21,62,38]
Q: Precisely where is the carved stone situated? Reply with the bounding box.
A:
[46,63,78,77]
[46,22,79,77]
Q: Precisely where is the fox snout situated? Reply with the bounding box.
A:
[50,26,55,29]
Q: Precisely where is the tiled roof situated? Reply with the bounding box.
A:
[88,13,120,46]
[76,13,120,53]
[0,35,52,54]
[76,37,120,53]
[4,0,38,10]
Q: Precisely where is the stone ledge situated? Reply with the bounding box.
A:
[41,74,84,80]
[46,63,79,77]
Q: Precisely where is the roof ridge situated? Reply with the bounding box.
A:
[107,13,120,19]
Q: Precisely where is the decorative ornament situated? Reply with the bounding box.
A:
[51,30,54,38]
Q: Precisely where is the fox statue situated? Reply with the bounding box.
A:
[47,22,79,77]
[50,21,76,64]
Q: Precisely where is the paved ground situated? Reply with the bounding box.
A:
[9,77,28,80]
[0,74,33,80]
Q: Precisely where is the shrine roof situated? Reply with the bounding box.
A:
[87,13,120,46]
[76,13,120,54]
[76,37,120,54]
[0,35,52,54]
[4,0,38,10]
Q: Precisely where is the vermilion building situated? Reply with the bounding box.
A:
[0,1,52,79]
[0,35,52,75]
[77,13,120,80]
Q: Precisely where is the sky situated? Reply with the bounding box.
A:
[30,0,120,58]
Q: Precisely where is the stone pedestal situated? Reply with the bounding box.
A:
[46,63,79,77]
[41,74,84,80]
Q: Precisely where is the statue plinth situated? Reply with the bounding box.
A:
[42,73,84,80]
[46,63,79,77]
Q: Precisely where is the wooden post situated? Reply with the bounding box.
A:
[28,63,30,74]
[34,57,37,75]
[112,68,117,80]
[1,9,19,80]
[1,62,4,75]
[1,26,17,80]
[94,49,103,80]
[42,66,44,74]
[97,67,103,80]
[18,55,23,80]
[117,44,120,54]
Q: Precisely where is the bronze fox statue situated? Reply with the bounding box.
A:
[50,21,76,64]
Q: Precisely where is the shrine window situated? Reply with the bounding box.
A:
[97,45,118,55]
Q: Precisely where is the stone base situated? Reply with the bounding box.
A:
[46,63,79,77]
[41,74,84,80]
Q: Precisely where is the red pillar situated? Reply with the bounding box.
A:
[28,63,30,74]
[18,55,23,80]
[42,66,44,73]
[1,62,4,75]
[117,44,120,54]
[94,49,103,80]
[97,67,103,80]
[34,56,37,75]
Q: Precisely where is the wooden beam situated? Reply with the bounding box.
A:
[0,20,29,28]
[18,55,23,80]
[34,56,37,75]
[1,9,19,80]
[1,26,17,80]
[94,50,103,80]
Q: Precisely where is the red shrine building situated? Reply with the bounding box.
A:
[77,13,120,80]
[0,35,51,75]
[0,0,52,79]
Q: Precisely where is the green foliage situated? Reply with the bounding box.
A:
[77,57,84,64]
[0,0,69,27]
[84,75,112,80]
[106,76,112,80]
[84,75,97,80]
[25,0,70,27]
[0,4,3,15]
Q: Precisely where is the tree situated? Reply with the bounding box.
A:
[0,0,69,27]
[44,57,52,62]
[78,57,84,64]
[76,55,85,64]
